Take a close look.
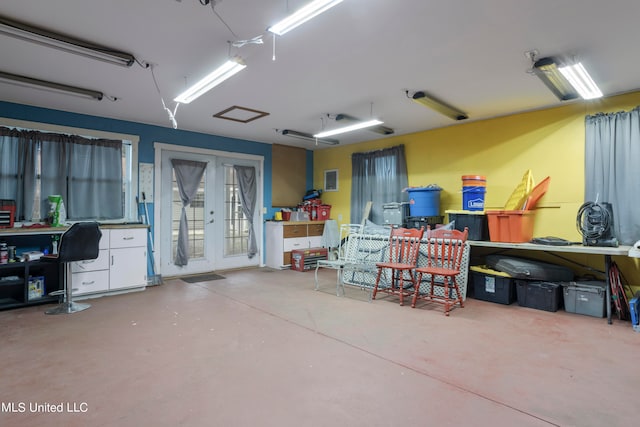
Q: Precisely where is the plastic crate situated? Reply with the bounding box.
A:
[562,281,606,318]
[470,267,516,304]
[516,280,562,312]
[485,210,536,243]
[316,205,331,221]
[446,210,488,241]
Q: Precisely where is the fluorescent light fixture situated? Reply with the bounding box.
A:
[267,0,343,35]
[0,70,103,101]
[559,62,603,100]
[0,15,135,67]
[281,129,339,145]
[314,119,383,138]
[174,57,247,104]
[532,57,579,101]
[411,91,468,120]
[335,114,395,135]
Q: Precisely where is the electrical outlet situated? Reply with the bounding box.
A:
[338,214,342,221]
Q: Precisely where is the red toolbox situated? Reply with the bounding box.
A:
[291,247,328,272]
[0,200,16,228]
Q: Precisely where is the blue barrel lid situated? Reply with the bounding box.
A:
[404,184,442,192]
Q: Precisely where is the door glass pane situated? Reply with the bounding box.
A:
[224,165,249,256]
[172,170,205,260]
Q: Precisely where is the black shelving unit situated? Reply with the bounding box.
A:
[0,260,62,310]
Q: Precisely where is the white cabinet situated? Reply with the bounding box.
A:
[70,229,110,295]
[70,226,147,296]
[266,221,324,269]
[109,228,147,290]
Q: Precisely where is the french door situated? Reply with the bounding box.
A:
[154,144,263,277]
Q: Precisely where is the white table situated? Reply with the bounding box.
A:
[467,240,632,324]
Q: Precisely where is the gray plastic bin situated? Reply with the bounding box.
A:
[562,281,606,318]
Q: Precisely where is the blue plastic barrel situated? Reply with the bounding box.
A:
[407,187,441,216]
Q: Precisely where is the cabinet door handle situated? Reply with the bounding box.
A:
[82,281,95,285]
[111,255,114,266]
[123,236,134,240]
[81,260,95,264]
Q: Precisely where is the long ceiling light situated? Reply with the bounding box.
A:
[532,57,579,101]
[0,70,103,101]
[314,119,383,138]
[281,129,339,145]
[411,91,468,121]
[558,62,603,100]
[174,57,247,104]
[0,15,135,67]
[267,0,343,35]
[335,114,395,135]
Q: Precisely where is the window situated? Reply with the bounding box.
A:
[224,165,250,256]
[0,119,138,223]
[324,169,338,192]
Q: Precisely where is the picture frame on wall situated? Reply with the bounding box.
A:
[324,169,338,192]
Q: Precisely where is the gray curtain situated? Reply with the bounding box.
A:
[171,159,207,266]
[350,145,409,224]
[585,107,640,245]
[0,127,122,221]
[68,139,123,219]
[234,165,257,258]
[0,127,37,220]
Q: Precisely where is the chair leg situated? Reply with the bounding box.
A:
[411,272,422,308]
[314,265,320,291]
[453,279,464,308]
[372,268,383,300]
[443,277,451,316]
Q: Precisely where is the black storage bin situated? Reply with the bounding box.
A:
[471,270,516,305]
[446,211,489,241]
[486,255,574,282]
[405,216,443,230]
[516,280,563,312]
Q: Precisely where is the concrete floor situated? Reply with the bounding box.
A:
[0,267,636,427]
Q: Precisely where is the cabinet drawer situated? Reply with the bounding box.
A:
[110,228,146,248]
[308,224,324,236]
[283,225,307,238]
[71,270,109,295]
[283,237,309,252]
[308,236,323,248]
[71,249,109,273]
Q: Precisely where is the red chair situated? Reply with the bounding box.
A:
[412,227,468,315]
[372,226,424,305]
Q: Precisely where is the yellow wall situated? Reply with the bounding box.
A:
[314,90,640,291]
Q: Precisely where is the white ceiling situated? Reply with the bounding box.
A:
[1,0,640,150]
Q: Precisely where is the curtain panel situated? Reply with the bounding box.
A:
[234,165,258,259]
[171,158,207,266]
[350,145,409,224]
[585,107,640,245]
